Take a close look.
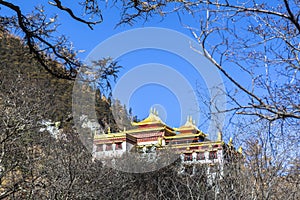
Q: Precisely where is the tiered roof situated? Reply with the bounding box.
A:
[93,108,243,164]
[167,116,207,139]
[131,108,165,126]
[94,108,222,152]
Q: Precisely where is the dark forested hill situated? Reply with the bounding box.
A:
[0,30,120,126]
[0,32,72,121]
[0,30,121,199]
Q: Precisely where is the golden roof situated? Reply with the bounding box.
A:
[94,132,126,139]
[177,116,198,130]
[94,126,176,140]
[174,116,206,136]
[131,108,165,126]
[164,132,204,139]
[94,109,206,141]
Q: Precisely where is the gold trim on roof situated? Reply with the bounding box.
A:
[94,126,176,140]
[164,132,205,139]
[94,108,208,141]
[168,140,223,148]
[94,132,126,139]
[176,116,201,132]
[238,146,243,154]
[131,108,165,126]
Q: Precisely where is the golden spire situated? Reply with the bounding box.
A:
[228,137,233,147]
[181,115,197,128]
[217,131,222,141]
[150,107,159,116]
[131,107,165,126]
[174,115,206,136]
[152,107,157,116]
[107,127,111,134]
[238,146,243,154]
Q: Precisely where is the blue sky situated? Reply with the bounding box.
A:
[3,1,299,162]
[84,26,227,138]
[2,1,234,137]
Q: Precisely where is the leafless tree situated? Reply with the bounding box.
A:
[1,1,299,199]
[115,2,300,199]
[118,0,300,120]
[0,0,114,80]
[1,1,299,119]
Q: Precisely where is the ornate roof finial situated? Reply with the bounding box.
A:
[217,132,222,141]
[152,107,158,116]
[228,137,233,147]
[238,146,243,154]
[107,127,111,134]
[132,107,165,126]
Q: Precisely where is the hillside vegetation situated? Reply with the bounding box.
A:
[0,30,299,200]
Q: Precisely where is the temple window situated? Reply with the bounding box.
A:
[197,152,205,160]
[115,142,122,150]
[184,154,192,161]
[209,151,217,159]
[97,144,103,151]
[106,144,112,151]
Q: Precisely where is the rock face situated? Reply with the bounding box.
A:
[39,119,65,139]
